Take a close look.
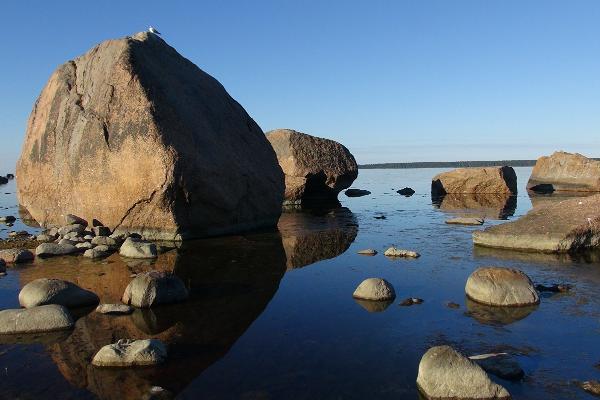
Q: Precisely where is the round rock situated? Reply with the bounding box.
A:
[122,271,188,308]
[0,304,74,334]
[96,303,134,315]
[352,278,396,301]
[466,267,539,306]
[92,339,167,367]
[417,345,510,400]
[19,278,99,308]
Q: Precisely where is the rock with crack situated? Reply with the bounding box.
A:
[465,267,539,307]
[16,31,284,240]
[92,339,167,367]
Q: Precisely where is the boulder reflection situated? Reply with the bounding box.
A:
[18,232,287,400]
[527,191,595,210]
[465,298,538,326]
[432,193,517,220]
[278,207,358,269]
[353,298,393,313]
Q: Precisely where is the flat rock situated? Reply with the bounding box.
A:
[122,271,188,308]
[119,237,157,259]
[16,31,284,240]
[19,278,99,308]
[446,217,484,226]
[0,248,34,263]
[267,129,357,206]
[352,278,396,301]
[417,345,510,399]
[96,303,134,315]
[469,353,525,381]
[473,194,600,252]
[76,242,93,250]
[384,247,420,258]
[527,151,600,192]
[92,339,167,367]
[357,249,378,256]
[432,167,517,196]
[35,242,79,257]
[465,267,539,307]
[345,188,371,197]
[0,305,74,334]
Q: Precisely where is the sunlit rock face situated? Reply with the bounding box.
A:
[277,207,358,269]
[16,233,287,400]
[431,166,517,196]
[432,193,517,220]
[527,151,600,193]
[16,32,284,240]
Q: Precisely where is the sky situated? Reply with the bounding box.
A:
[1,0,599,169]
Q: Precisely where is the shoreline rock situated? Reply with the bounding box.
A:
[0,305,74,334]
[527,152,600,192]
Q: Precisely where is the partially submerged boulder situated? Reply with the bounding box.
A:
[352,278,396,301]
[16,31,284,240]
[465,267,539,307]
[417,345,510,400]
[35,243,79,257]
[0,248,34,263]
[0,304,74,334]
[92,339,167,367]
[95,303,134,315]
[266,129,358,206]
[527,151,600,192]
[473,194,600,252]
[432,167,517,196]
[119,237,157,259]
[122,271,188,308]
[19,278,99,308]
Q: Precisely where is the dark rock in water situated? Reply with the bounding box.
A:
[397,187,415,196]
[345,188,371,197]
[580,380,600,396]
[431,166,517,196]
[0,176,7,185]
[16,31,284,240]
[528,183,555,194]
[0,215,16,223]
[527,151,600,192]
[6,174,14,180]
[399,297,423,306]
[19,278,99,308]
[446,301,460,309]
[374,215,386,219]
[266,129,357,207]
[469,353,525,381]
[535,283,572,293]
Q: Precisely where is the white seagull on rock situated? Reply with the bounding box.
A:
[148,26,161,35]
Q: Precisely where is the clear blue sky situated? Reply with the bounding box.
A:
[1,0,599,169]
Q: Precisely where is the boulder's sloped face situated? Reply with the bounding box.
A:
[417,345,510,400]
[465,267,539,307]
[17,32,284,240]
[473,194,600,253]
[266,129,358,205]
[0,305,74,334]
[432,167,517,196]
[527,151,600,192]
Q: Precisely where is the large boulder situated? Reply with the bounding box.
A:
[19,278,99,308]
[266,129,358,206]
[417,345,510,399]
[473,194,600,252]
[16,32,284,240]
[465,267,539,307]
[0,304,74,334]
[527,151,600,192]
[122,271,188,308]
[432,167,517,196]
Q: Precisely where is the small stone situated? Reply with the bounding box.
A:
[384,247,420,258]
[96,303,134,315]
[445,217,484,226]
[92,339,167,367]
[58,238,78,246]
[374,215,387,219]
[0,248,34,263]
[36,233,56,242]
[0,259,6,274]
[19,278,99,308]
[122,271,188,308]
[352,278,396,301]
[6,174,14,180]
[397,187,415,196]
[399,297,424,306]
[93,226,111,236]
[0,304,74,334]
[357,249,378,256]
[0,216,16,223]
[35,243,79,257]
[76,242,94,250]
[119,237,158,259]
[58,224,86,236]
[469,353,525,381]
[466,267,539,307]
[83,234,94,240]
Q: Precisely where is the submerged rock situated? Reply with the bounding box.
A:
[446,217,484,226]
[473,194,600,252]
[35,243,79,257]
[384,247,420,258]
[416,345,510,400]
[352,278,396,301]
[469,353,525,381]
[84,245,112,259]
[466,267,539,307]
[19,278,99,308]
[16,31,284,240]
[122,271,188,308]
[92,339,167,367]
[0,248,34,263]
[431,167,517,196]
[0,216,16,223]
[119,237,158,259]
[267,129,357,206]
[0,304,74,334]
[527,152,600,192]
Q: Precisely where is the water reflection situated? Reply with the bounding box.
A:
[13,233,287,400]
[527,191,596,210]
[353,298,393,313]
[473,245,600,265]
[465,298,538,326]
[277,207,358,269]
[432,193,517,220]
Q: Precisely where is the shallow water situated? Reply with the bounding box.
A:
[1,167,600,399]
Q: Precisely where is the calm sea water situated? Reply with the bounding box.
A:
[1,167,600,400]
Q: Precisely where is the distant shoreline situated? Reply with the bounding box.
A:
[358,159,599,169]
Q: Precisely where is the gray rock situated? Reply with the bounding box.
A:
[36,233,56,242]
[76,242,93,250]
[92,339,167,367]
[96,303,134,315]
[352,278,396,301]
[58,224,86,236]
[35,243,79,257]
[83,234,94,240]
[91,235,119,248]
[19,278,99,308]
[469,353,525,381]
[93,226,111,236]
[122,271,188,308]
[357,249,378,256]
[63,231,82,240]
[417,345,510,399]
[58,238,79,246]
[0,248,34,263]
[84,245,112,259]
[384,247,420,258]
[0,304,74,334]
[119,237,158,259]
[446,217,484,226]
[466,267,539,307]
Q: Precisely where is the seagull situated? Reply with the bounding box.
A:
[148,26,161,35]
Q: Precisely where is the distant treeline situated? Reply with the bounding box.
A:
[359,160,538,169]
